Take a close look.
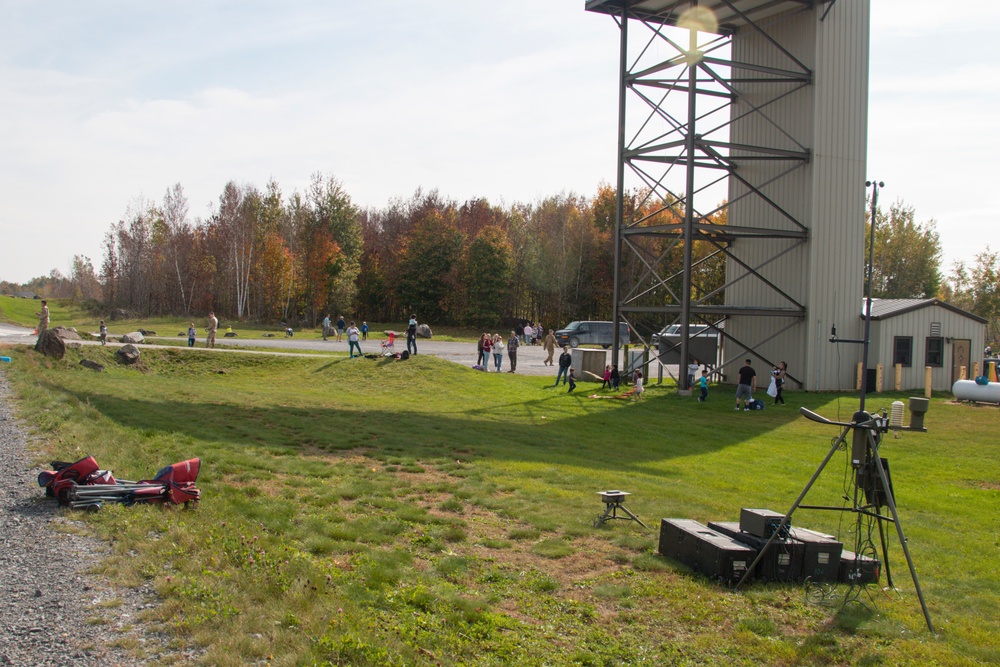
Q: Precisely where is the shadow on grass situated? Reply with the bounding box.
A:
[58,382,808,477]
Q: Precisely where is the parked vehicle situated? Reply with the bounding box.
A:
[554,321,630,349]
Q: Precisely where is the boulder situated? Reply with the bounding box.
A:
[80,359,104,372]
[416,324,433,339]
[262,333,275,338]
[34,329,66,359]
[122,332,145,344]
[50,326,81,341]
[138,328,157,336]
[115,344,141,365]
[109,308,132,321]
[224,331,238,337]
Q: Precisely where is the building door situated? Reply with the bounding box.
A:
[952,339,971,385]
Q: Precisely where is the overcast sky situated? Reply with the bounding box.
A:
[1,0,997,285]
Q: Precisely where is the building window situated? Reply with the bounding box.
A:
[926,337,944,367]
[893,336,913,367]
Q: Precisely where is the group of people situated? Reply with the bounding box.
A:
[514,321,545,346]
[322,314,371,344]
[477,331,520,372]
[733,359,787,410]
[318,314,379,357]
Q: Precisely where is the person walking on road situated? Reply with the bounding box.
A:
[322,314,331,341]
[347,321,362,358]
[543,330,557,366]
[207,311,219,348]
[336,315,346,342]
[735,358,757,410]
[555,346,572,385]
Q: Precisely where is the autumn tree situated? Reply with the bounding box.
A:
[947,248,1000,344]
[865,200,943,298]
[307,173,362,318]
[395,210,463,322]
[463,226,513,328]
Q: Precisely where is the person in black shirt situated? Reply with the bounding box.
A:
[555,347,572,386]
[735,359,757,411]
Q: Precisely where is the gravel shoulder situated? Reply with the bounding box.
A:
[0,370,181,666]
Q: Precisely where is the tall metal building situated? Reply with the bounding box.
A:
[586,0,868,391]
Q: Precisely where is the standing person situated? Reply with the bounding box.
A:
[543,329,557,366]
[322,314,331,341]
[492,333,505,372]
[515,322,525,345]
[610,365,620,390]
[481,333,493,371]
[477,333,487,367]
[601,365,612,390]
[406,315,418,355]
[555,346,572,385]
[507,330,519,373]
[99,320,108,346]
[568,367,577,393]
[207,311,218,348]
[361,321,369,341]
[347,321,362,358]
[35,300,49,334]
[336,315,346,342]
[687,358,701,390]
[735,358,757,411]
[523,322,533,346]
[633,371,644,400]
[187,323,196,348]
[772,361,787,405]
[698,369,709,402]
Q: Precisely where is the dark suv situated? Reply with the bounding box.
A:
[554,321,630,348]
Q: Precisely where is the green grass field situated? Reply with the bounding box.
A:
[0,333,997,666]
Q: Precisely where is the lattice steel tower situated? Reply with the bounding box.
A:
[587,0,869,391]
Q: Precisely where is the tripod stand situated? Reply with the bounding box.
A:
[735,407,935,633]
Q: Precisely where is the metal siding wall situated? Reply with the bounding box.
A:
[725,2,870,390]
[807,0,869,392]
[876,307,986,391]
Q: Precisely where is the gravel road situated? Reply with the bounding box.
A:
[0,370,186,666]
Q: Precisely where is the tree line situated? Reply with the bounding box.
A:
[5,177,998,343]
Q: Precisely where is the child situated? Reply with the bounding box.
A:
[567,367,577,393]
[632,371,644,400]
[361,321,369,341]
[698,369,709,402]
[687,358,700,390]
[601,364,612,390]
[99,320,108,346]
[610,365,620,390]
[187,323,196,347]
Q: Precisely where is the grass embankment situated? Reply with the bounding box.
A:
[0,341,997,666]
[0,294,481,343]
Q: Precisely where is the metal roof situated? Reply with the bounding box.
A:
[584,0,835,33]
[860,298,987,324]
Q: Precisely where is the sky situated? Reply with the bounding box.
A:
[1,0,997,285]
